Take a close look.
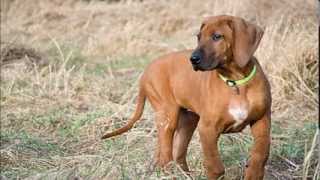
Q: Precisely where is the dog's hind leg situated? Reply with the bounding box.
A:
[154,106,180,168]
[144,78,180,170]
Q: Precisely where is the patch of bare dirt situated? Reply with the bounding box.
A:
[0,43,47,68]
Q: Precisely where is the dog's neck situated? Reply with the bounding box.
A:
[216,60,255,81]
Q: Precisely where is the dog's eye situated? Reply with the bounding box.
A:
[212,33,223,41]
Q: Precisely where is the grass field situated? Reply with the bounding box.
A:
[0,0,319,179]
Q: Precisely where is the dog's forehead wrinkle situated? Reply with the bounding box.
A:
[202,21,231,36]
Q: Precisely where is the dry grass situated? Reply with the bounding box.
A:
[0,0,318,179]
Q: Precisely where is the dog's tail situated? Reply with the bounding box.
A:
[101,88,146,139]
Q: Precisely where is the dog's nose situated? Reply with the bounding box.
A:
[190,52,201,64]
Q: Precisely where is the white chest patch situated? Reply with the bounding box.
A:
[228,102,248,126]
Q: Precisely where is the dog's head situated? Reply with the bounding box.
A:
[190,15,264,71]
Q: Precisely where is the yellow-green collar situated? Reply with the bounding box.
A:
[218,65,257,87]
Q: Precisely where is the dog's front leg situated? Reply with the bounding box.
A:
[198,118,225,180]
[245,113,271,180]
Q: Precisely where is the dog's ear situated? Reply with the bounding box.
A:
[228,18,264,67]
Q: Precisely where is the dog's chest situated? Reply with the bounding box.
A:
[226,99,250,129]
[229,101,248,122]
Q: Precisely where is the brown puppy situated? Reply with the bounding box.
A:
[102,15,271,180]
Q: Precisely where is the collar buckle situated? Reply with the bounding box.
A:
[226,80,236,87]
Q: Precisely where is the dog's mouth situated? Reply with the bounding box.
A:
[192,65,202,71]
[192,61,221,71]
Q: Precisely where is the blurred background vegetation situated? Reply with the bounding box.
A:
[0,0,318,179]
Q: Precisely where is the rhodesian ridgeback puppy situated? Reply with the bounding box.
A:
[102,15,271,180]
